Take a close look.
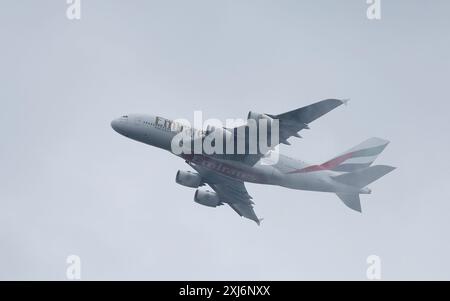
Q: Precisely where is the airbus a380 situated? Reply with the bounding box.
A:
[111,99,395,225]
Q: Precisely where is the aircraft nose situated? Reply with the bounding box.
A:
[111,119,120,132]
[111,115,131,136]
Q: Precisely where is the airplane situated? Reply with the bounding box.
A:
[111,99,395,225]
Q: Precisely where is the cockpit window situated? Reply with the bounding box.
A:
[122,115,128,118]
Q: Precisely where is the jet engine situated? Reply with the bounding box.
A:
[246,111,278,148]
[175,170,202,188]
[247,111,274,123]
[194,189,220,207]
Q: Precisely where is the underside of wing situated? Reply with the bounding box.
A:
[209,181,261,225]
[189,162,262,225]
[228,202,262,226]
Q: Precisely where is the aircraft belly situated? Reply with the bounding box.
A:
[182,154,276,184]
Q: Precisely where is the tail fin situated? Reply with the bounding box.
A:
[323,137,390,172]
[336,193,361,212]
[332,165,396,188]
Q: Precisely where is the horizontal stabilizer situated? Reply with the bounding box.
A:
[332,165,396,188]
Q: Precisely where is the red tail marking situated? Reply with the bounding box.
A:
[286,152,354,174]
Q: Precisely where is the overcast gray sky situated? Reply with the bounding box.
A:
[1,0,449,280]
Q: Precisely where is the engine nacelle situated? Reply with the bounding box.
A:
[194,189,220,207]
[247,111,274,122]
[175,170,202,188]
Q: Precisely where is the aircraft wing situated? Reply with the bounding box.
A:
[210,181,261,225]
[188,162,262,225]
[223,98,347,165]
[273,98,347,145]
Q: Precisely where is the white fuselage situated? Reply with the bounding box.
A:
[111,114,365,194]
